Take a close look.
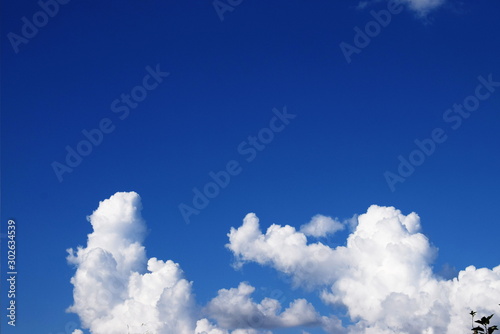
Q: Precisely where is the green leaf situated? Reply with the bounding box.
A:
[477,315,493,326]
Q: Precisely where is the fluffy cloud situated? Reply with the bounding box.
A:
[67,192,196,334]
[300,215,344,238]
[227,205,500,333]
[68,192,324,334]
[205,282,321,329]
[227,212,342,289]
[195,318,270,334]
[68,193,500,334]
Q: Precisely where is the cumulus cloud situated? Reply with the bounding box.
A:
[227,205,500,334]
[195,318,271,334]
[195,319,228,334]
[300,214,344,238]
[68,192,324,334]
[68,193,500,334]
[227,212,341,288]
[205,282,321,330]
[67,192,196,334]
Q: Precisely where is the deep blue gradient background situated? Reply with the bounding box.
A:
[1,1,500,333]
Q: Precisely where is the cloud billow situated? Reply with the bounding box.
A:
[67,192,322,334]
[67,192,500,334]
[227,205,500,333]
[67,192,196,334]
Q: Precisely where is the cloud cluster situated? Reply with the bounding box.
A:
[227,205,500,333]
[68,192,500,334]
[194,319,267,334]
[68,192,323,334]
[67,192,196,334]
[205,282,321,329]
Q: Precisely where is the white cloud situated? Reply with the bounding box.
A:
[68,193,500,334]
[300,214,344,238]
[67,192,196,334]
[227,205,500,333]
[195,319,229,334]
[205,282,321,329]
[227,213,342,288]
[67,192,324,334]
[195,318,273,334]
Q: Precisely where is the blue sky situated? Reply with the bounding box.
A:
[1,1,500,333]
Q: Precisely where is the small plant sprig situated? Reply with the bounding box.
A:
[470,306,499,334]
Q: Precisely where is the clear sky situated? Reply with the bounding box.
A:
[1,1,500,333]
